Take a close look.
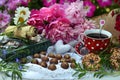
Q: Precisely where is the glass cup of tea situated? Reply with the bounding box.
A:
[82,29,112,52]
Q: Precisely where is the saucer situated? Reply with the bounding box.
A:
[75,42,89,55]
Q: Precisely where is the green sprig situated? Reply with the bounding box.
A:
[0,60,27,80]
[73,63,87,79]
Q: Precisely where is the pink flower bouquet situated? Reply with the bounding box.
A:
[27,1,96,43]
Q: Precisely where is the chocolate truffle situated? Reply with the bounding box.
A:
[48,53,55,58]
[40,51,46,55]
[56,54,62,60]
[50,58,58,64]
[48,64,56,71]
[41,56,49,62]
[70,58,76,63]
[31,59,38,64]
[33,53,40,58]
[65,59,71,63]
[64,54,70,59]
[70,63,76,68]
[61,62,69,69]
[39,61,47,68]
[60,58,66,62]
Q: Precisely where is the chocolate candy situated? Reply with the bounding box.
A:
[56,54,62,60]
[70,58,76,63]
[65,59,71,63]
[31,59,38,64]
[70,63,76,68]
[61,62,69,69]
[64,54,70,59]
[50,58,58,64]
[39,61,47,68]
[41,56,49,62]
[60,58,66,62]
[33,53,40,58]
[48,53,55,58]
[40,51,46,55]
[48,64,56,71]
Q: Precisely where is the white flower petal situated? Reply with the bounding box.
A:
[14,6,30,25]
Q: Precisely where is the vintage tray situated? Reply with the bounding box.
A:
[0,39,52,61]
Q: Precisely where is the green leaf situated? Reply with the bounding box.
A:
[12,72,15,80]
[14,70,22,80]
[94,71,101,77]
[5,72,10,77]
[73,71,79,76]
[78,72,86,79]
[99,74,105,79]
[94,71,106,79]
[0,60,27,80]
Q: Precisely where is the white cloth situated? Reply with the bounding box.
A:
[0,53,120,80]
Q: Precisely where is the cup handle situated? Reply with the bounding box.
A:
[78,33,84,45]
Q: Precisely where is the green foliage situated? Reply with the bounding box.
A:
[74,62,120,79]
[73,63,87,79]
[0,38,51,61]
[0,60,27,80]
[28,0,43,10]
[93,66,110,79]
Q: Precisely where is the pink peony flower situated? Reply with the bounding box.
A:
[46,18,75,43]
[82,20,96,30]
[42,0,57,7]
[28,1,96,43]
[28,4,66,33]
[0,11,11,29]
[50,4,66,18]
[59,0,77,4]
[27,9,44,33]
[65,1,87,24]
[84,1,96,17]
[40,7,56,22]
[72,19,96,39]
[97,0,112,7]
